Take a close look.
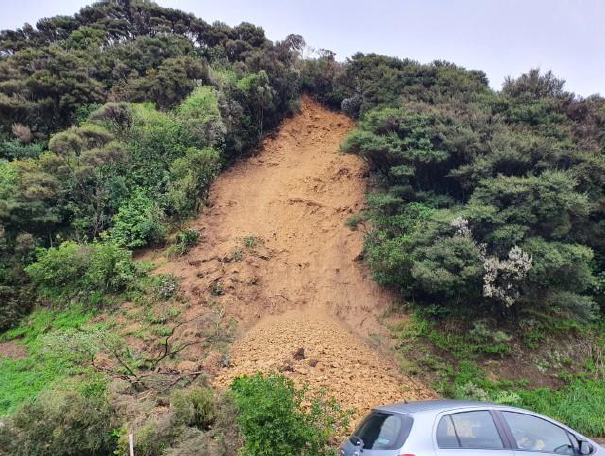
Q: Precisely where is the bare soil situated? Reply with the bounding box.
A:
[155,95,435,419]
[0,341,27,360]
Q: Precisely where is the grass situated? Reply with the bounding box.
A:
[242,234,257,249]
[345,213,363,230]
[0,306,95,415]
[1,306,94,345]
[392,308,605,436]
[516,380,605,436]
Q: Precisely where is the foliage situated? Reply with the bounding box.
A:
[2,0,605,449]
[153,274,180,300]
[122,415,178,456]
[25,241,138,304]
[116,391,240,456]
[110,190,166,248]
[0,307,94,414]
[448,365,605,436]
[0,1,303,329]
[166,147,220,223]
[172,386,217,429]
[231,373,350,456]
[304,52,605,320]
[177,86,226,148]
[334,66,605,320]
[0,379,117,456]
[173,229,201,256]
[393,309,605,436]
[512,380,605,436]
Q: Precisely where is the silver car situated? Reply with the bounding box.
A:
[340,400,603,456]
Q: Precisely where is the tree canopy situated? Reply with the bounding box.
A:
[0,0,304,330]
[302,54,605,320]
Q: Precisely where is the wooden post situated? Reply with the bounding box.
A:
[129,433,134,456]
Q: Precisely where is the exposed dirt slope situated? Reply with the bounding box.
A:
[157,95,434,418]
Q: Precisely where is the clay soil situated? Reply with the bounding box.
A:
[155,95,435,420]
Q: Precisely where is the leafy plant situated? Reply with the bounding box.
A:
[172,386,217,429]
[173,229,201,255]
[210,280,224,296]
[231,373,350,456]
[25,241,138,305]
[0,378,117,456]
[110,189,166,248]
[242,235,257,249]
[153,275,180,300]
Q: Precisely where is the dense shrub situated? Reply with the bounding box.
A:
[231,373,349,456]
[166,147,221,223]
[0,2,304,328]
[113,388,238,456]
[299,50,343,109]
[25,241,137,303]
[335,65,605,320]
[110,190,166,248]
[0,258,34,331]
[177,87,226,148]
[124,415,178,456]
[0,382,117,456]
[306,52,604,316]
[171,386,217,429]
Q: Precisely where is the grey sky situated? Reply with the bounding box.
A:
[1,0,603,96]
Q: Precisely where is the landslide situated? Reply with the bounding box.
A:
[156,95,435,418]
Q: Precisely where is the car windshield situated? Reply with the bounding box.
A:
[351,412,412,450]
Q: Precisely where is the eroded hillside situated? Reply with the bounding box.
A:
[155,95,434,417]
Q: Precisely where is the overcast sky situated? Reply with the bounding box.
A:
[1,0,603,96]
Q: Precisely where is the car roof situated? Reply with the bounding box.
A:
[375,399,510,414]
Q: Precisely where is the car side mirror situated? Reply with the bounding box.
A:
[579,439,592,455]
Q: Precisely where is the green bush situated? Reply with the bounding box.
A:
[122,416,177,456]
[174,229,200,255]
[122,391,241,456]
[127,103,195,190]
[25,241,138,303]
[231,373,349,456]
[172,386,217,429]
[177,86,226,148]
[166,147,220,222]
[0,262,34,331]
[0,381,117,456]
[0,140,44,160]
[110,189,166,248]
[352,122,599,318]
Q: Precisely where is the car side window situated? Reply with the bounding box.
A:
[437,411,504,449]
[352,412,405,450]
[501,412,574,455]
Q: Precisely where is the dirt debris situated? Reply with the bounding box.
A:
[154,95,436,423]
[215,310,433,420]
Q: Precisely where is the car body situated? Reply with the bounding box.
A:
[340,400,604,456]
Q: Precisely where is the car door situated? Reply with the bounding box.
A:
[498,411,577,456]
[434,410,514,456]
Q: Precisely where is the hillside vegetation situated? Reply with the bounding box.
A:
[304,53,605,433]
[0,1,303,330]
[1,0,605,453]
